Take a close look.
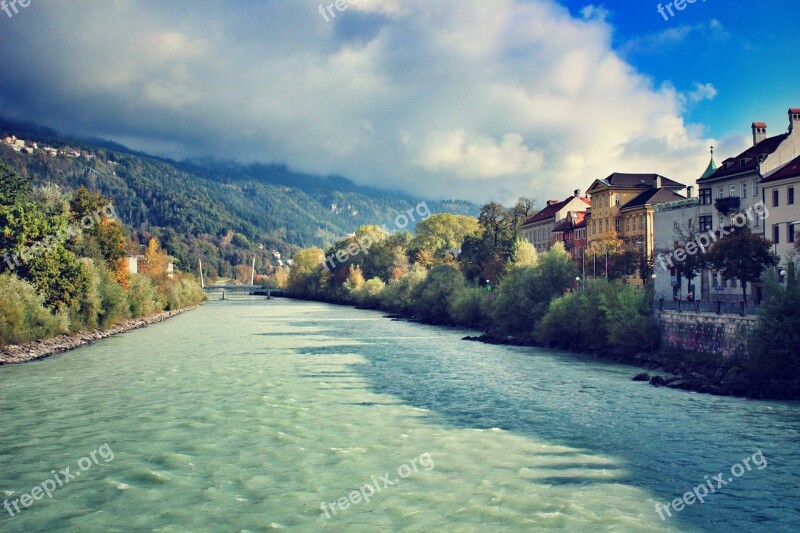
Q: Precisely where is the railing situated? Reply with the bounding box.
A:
[655,298,760,316]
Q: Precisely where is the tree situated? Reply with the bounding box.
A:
[287,247,325,297]
[409,213,481,257]
[0,162,31,206]
[707,227,779,304]
[656,223,708,298]
[142,238,171,281]
[589,230,623,278]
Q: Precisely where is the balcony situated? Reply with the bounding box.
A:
[714,196,740,213]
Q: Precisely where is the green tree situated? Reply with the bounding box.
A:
[409,213,481,257]
[0,162,31,205]
[707,227,779,304]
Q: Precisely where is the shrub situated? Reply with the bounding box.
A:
[127,273,159,318]
[449,286,491,328]
[492,244,578,337]
[351,277,385,308]
[412,265,465,323]
[748,273,800,381]
[0,273,68,346]
[379,264,428,314]
[603,284,659,354]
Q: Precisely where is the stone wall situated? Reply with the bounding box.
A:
[655,310,757,361]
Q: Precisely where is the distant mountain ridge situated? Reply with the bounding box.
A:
[0,117,480,279]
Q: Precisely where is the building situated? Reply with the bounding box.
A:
[521,190,591,252]
[697,108,800,301]
[652,197,701,301]
[761,155,800,265]
[552,210,588,260]
[585,173,686,283]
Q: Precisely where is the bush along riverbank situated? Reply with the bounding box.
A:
[0,305,199,365]
[1,165,206,352]
[276,211,800,401]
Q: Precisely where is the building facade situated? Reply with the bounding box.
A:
[521,191,591,252]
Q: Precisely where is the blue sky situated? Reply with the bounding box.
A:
[559,0,800,138]
[0,0,796,203]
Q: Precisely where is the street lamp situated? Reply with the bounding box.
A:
[575,276,581,292]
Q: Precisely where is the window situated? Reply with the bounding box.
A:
[730,184,737,197]
[699,215,713,232]
[640,216,644,230]
[754,180,760,197]
[789,224,796,244]
[773,225,780,244]
[605,219,609,231]
[614,194,621,206]
[718,187,724,199]
[626,218,630,231]
[615,218,621,232]
[789,187,795,205]
[699,188,712,205]
[754,214,760,228]
[742,182,748,199]
[773,189,779,207]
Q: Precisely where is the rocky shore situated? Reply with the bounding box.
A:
[0,306,200,366]
[463,333,800,401]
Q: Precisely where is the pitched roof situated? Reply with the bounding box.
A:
[698,133,789,182]
[587,172,685,193]
[552,211,588,233]
[762,155,800,184]
[522,196,590,226]
[620,188,685,211]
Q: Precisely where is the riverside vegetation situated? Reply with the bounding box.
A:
[0,163,204,349]
[276,202,800,399]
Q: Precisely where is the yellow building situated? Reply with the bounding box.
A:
[586,172,686,284]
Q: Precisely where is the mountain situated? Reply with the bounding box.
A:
[0,117,480,279]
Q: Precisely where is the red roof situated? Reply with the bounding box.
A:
[699,133,789,182]
[790,108,800,114]
[523,196,590,226]
[762,155,800,183]
[752,121,767,128]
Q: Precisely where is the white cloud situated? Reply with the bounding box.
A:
[0,0,721,203]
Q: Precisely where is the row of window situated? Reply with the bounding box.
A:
[699,180,760,204]
[590,215,645,235]
[772,187,796,207]
[700,182,796,207]
[772,224,798,245]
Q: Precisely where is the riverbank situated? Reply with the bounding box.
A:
[465,331,800,401]
[0,305,200,366]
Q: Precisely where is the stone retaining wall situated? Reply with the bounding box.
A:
[655,310,757,361]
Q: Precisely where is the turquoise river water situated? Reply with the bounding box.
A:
[1,297,798,532]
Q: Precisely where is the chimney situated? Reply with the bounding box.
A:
[574,189,581,198]
[686,186,694,199]
[752,122,767,145]
[546,199,559,206]
[790,109,800,133]
[654,175,662,189]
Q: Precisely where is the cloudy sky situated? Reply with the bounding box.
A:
[1,0,797,203]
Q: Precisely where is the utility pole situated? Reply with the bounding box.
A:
[198,259,205,288]
[251,256,256,286]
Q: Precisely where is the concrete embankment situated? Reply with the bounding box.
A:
[0,306,199,366]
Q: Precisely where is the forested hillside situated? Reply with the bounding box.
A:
[0,119,478,280]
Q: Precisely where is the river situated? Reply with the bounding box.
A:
[1,297,798,532]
